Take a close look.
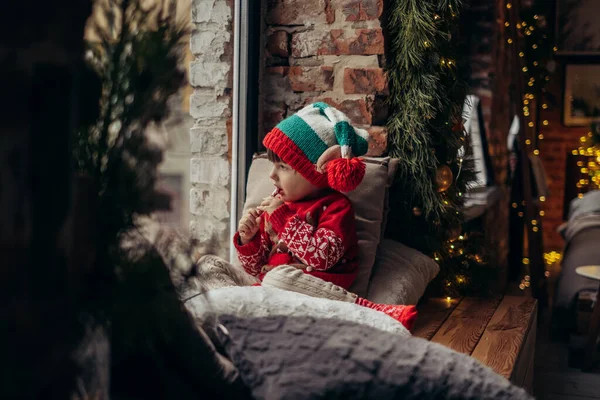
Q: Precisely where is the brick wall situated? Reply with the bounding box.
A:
[538,63,589,251]
[187,0,575,260]
[261,0,388,156]
[482,3,578,252]
[188,0,233,259]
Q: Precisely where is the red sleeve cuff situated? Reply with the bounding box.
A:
[233,231,261,256]
[268,204,294,234]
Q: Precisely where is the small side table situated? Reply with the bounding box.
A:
[575,265,600,370]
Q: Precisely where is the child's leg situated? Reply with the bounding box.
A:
[262,266,417,331]
[184,255,259,299]
[262,265,358,302]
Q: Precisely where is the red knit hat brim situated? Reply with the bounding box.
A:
[263,128,328,188]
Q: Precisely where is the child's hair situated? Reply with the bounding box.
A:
[266,148,282,163]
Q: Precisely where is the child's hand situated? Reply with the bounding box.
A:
[257,196,284,216]
[238,208,262,245]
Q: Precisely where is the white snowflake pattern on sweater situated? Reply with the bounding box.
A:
[236,235,271,276]
[279,216,344,271]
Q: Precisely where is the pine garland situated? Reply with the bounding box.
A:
[384,0,491,296]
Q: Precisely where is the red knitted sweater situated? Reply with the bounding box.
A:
[233,190,358,289]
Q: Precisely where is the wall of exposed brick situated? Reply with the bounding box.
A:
[481,3,579,253]
[261,0,388,156]
[538,64,589,251]
[188,0,576,261]
[188,0,233,259]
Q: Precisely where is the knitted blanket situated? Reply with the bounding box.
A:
[216,315,533,400]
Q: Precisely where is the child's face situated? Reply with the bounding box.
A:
[269,161,320,202]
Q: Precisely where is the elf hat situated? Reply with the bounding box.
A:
[263,102,370,192]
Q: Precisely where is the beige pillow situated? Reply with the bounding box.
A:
[241,154,390,297]
[367,239,440,305]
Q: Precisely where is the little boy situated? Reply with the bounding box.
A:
[200,102,416,330]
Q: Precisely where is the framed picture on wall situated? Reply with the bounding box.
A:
[563,64,600,126]
[556,0,600,56]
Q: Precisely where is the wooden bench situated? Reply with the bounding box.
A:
[413,295,537,394]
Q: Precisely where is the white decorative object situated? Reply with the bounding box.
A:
[575,266,600,281]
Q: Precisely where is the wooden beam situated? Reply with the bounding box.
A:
[521,341,536,395]
[512,307,537,386]
[471,296,537,380]
[430,297,501,355]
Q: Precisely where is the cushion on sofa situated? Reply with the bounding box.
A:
[366,239,439,305]
[241,154,391,297]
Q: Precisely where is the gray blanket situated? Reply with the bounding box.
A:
[216,315,532,400]
[565,190,600,221]
[552,191,600,337]
[560,212,600,243]
[560,190,600,242]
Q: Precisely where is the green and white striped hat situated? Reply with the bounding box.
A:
[263,102,370,192]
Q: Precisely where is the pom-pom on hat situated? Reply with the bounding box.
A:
[263,102,370,192]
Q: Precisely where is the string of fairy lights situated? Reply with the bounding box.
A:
[414,1,600,300]
[572,130,600,197]
[506,3,600,291]
[504,1,558,290]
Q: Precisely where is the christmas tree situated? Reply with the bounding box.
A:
[384,0,491,297]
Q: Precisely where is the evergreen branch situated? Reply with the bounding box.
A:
[385,0,490,296]
[96,0,131,183]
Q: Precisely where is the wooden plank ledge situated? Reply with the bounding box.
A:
[412,298,459,340]
[471,296,537,382]
[415,295,537,394]
[430,297,502,356]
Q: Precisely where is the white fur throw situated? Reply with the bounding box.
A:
[185,286,410,337]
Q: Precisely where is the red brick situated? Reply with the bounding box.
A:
[267,30,289,58]
[366,126,387,156]
[310,96,374,125]
[340,0,383,21]
[343,68,387,94]
[288,66,334,92]
[266,0,331,25]
[266,66,287,76]
[266,66,334,92]
[371,95,388,125]
[291,28,384,57]
[263,104,287,134]
[325,0,335,23]
[227,118,232,162]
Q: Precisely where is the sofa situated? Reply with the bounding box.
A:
[138,154,533,399]
[552,190,600,339]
